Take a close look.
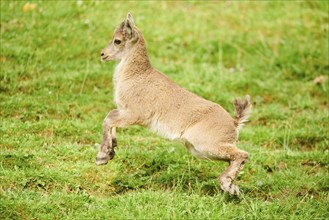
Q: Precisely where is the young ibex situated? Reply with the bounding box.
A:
[97,13,251,195]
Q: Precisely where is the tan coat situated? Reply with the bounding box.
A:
[97,13,252,195]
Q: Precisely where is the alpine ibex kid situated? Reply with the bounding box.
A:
[97,13,252,195]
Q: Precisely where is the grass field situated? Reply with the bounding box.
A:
[1,1,328,219]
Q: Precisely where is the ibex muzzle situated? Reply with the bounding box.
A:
[96,13,252,196]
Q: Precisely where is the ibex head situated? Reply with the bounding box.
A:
[101,13,139,62]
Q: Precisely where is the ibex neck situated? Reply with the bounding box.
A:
[122,39,152,74]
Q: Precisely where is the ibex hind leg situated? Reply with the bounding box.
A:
[214,143,249,196]
[187,142,248,195]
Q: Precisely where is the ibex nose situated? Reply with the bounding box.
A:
[101,52,104,57]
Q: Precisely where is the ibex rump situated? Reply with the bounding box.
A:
[97,13,251,195]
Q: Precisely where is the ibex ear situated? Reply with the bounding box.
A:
[126,13,135,29]
[123,12,138,42]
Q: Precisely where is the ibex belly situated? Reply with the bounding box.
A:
[149,119,181,140]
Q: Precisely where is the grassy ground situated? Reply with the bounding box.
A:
[1,1,328,219]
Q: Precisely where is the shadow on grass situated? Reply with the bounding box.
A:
[108,155,251,201]
[1,154,38,170]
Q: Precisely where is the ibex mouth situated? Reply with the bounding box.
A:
[102,56,110,62]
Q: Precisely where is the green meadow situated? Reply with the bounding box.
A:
[1,1,328,219]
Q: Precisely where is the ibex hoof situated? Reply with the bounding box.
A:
[96,150,115,166]
[219,176,240,196]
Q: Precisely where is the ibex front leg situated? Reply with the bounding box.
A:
[96,109,137,165]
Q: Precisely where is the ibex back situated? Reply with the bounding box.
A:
[97,13,252,195]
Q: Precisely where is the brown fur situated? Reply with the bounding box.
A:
[234,95,252,131]
[96,13,252,195]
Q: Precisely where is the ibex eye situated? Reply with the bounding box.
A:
[114,39,121,45]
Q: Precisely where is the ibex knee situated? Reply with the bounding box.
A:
[102,118,111,130]
[241,151,249,160]
[238,150,249,164]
